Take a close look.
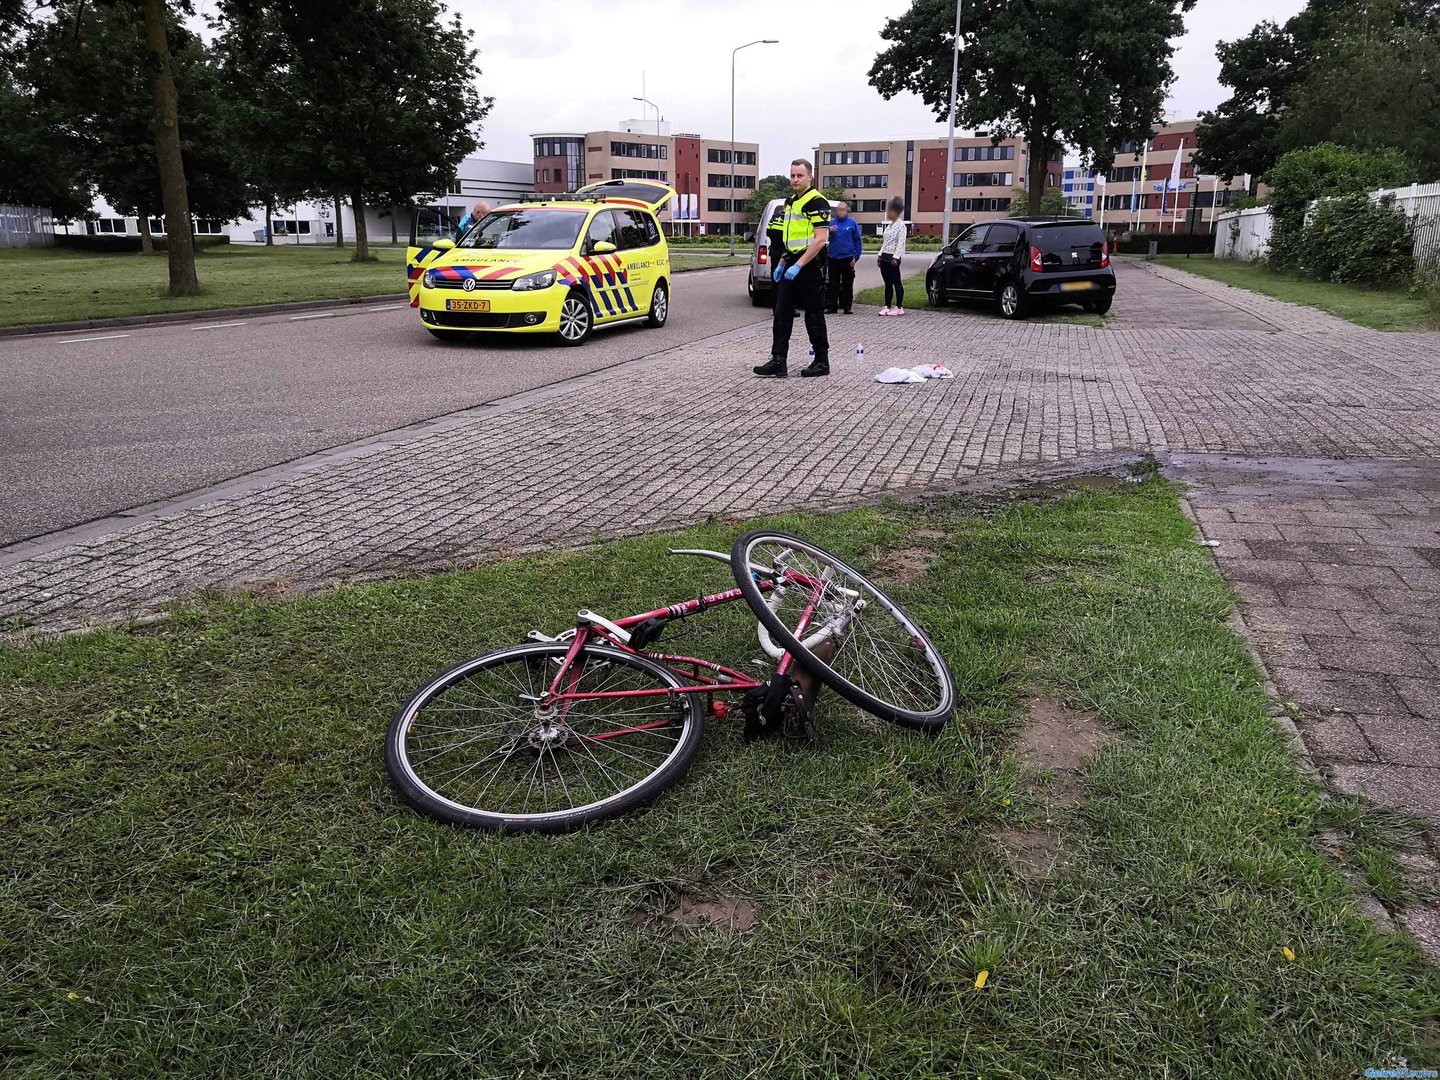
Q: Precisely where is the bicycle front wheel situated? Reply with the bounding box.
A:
[731,531,956,731]
[386,643,704,833]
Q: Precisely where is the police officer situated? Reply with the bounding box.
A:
[753,158,831,379]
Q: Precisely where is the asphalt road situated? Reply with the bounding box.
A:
[3,263,832,546]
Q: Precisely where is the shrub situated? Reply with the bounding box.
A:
[1299,193,1416,284]
[1264,143,1413,270]
[53,234,231,253]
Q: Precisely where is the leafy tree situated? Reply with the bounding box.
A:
[744,174,791,221]
[820,179,847,204]
[1037,189,1075,217]
[0,60,92,219]
[1264,142,1413,269]
[1196,0,1440,181]
[242,0,491,261]
[870,0,1195,215]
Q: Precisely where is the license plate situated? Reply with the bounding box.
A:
[1059,281,1094,292]
[445,298,490,312]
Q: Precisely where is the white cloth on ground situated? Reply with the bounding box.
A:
[875,367,926,384]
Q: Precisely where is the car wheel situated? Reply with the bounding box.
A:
[426,328,465,342]
[998,281,1027,320]
[556,290,593,346]
[1086,295,1113,315]
[749,277,768,307]
[646,281,669,328]
[927,275,947,308]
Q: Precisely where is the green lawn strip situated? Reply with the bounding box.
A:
[668,252,749,272]
[1151,255,1437,332]
[0,247,746,328]
[855,271,1105,326]
[2,481,1434,1077]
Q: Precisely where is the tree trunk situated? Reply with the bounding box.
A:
[141,0,199,295]
[264,196,274,245]
[390,204,398,244]
[351,189,370,261]
[1026,124,1049,216]
[138,213,154,255]
[334,192,344,247]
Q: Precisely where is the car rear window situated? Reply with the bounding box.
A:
[459,209,585,251]
[1030,223,1106,252]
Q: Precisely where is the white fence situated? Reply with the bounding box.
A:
[1214,181,1440,274]
[0,205,54,247]
[1213,206,1271,260]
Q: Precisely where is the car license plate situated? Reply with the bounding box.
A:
[445,298,490,312]
[1059,281,1094,292]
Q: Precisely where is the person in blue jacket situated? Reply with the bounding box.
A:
[825,201,862,315]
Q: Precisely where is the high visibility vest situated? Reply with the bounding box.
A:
[779,188,829,254]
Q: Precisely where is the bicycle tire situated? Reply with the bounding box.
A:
[730,530,956,731]
[386,643,704,833]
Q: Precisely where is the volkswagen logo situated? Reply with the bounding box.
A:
[461,277,476,292]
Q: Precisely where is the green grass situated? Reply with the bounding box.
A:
[0,246,748,328]
[3,480,1435,1078]
[1152,255,1438,332]
[856,271,1106,327]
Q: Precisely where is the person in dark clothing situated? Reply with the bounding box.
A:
[825,201,861,314]
[753,158,831,379]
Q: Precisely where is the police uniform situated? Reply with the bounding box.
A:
[761,186,830,375]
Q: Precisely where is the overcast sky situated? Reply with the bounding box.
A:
[449,0,1306,174]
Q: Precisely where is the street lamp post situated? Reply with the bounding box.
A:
[633,95,666,229]
[730,39,778,256]
[940,1,964,246]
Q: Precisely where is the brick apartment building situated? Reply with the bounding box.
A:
[532,123,759,236]
[811,136,1064,237]
[1099,119,1250,233]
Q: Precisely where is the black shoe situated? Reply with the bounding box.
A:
[753,356,787,378]
[824,308,838,314]
[843,309,853,315]
[799,361,830,378]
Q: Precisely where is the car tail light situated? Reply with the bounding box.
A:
[1100,241,1110,268]
[1030,245,1043,272]
[758,244,768,265]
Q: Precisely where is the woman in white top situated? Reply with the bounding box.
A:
[877,196,908,315]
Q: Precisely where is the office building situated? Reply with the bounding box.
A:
[533,122,760,236]
[1062,167,1097,218]
[811,136,1063,236]
[1098,119,1249,233]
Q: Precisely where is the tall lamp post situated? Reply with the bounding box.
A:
[940,0,964,245]
[730,38,778,255]
[633,95,667,231]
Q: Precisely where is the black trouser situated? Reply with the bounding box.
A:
[771,261,828,364]
[825,256,856,312]
[879,254,904,307]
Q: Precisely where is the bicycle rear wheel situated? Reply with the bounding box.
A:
[731,531,956,731]
[386,643,703,833]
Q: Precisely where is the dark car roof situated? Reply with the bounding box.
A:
[999,217,1102,228]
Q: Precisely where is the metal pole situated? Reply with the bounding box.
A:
[940,0,964,245]
[730,39,777,255]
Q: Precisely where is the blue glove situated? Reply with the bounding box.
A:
[772,262,784,282]
[783,262,802,281]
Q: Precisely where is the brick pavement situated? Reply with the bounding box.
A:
[10,260,1439,951]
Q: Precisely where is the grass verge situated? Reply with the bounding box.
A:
[1152,255,1438,332]
[0,247,748,328]
[2,480,1435,1077]
[856,271,1106,327]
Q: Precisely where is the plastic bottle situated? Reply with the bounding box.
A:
[856,344,865,358]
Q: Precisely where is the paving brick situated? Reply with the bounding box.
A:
[1393,678,1440,720]
[1295,713,1376,762]
[1371,588,1440,617]
[1304,563,1403,588]
[1274,584,1379,612]
[1306,635,1436,678]
[1222,560,1315,586]
[1354,714,1440,768]
[1267,667,1404,715]
[1328,763,1440,818]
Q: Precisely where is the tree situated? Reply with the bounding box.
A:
[244,0,491,262]
[0,61,92,219]
[1195,0,1440,181]
[1264,142,1414,269]
[744,174,791,221]
[870,0,1195,214]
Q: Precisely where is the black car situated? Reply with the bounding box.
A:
[925,217,1116,319]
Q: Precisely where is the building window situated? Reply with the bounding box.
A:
[952,172,1013,188]
[954,145,1015,162]
[708,173,732,188]
[708,198,731,212]
[147,217,165,234]
[194,218,222,234]
[951,198,1011,213]
[826,174,889,190]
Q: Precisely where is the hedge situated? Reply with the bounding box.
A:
[52,234,232,253]
[1112,233,1214,255]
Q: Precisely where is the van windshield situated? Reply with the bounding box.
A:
[459,209,586,251]
[1030,223,1105,252]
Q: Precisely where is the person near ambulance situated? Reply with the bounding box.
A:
[456,200,491,237]
[753,158,831,379]
[825,201,861,315]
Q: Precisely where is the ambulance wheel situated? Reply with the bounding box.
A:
[645,281,669,328]
[556,290,593,346]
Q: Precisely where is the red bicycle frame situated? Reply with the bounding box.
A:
[539,569,830,742]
